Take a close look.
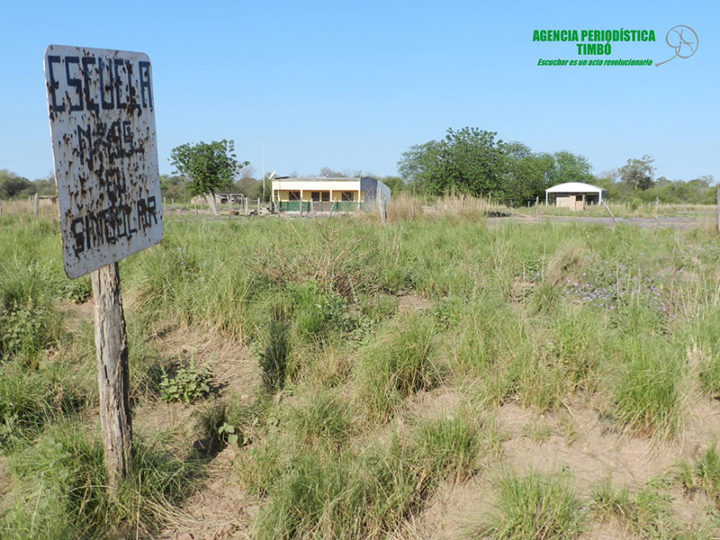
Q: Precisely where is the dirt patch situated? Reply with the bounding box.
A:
[158,448,256,540]
[401,388,465,422]
[57,298,95,333]
[413,396,720,538]
[133,326,261,450]
[397,294,433,313]
[133,327,262,538]
[154,326,261,398]
[498,402,678,494]
[414,475,494,539]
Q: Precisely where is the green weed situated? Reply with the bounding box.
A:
[159,361,212,403]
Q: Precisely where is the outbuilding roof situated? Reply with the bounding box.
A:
[545,182,606,194]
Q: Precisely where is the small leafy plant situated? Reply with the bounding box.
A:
[159,361,212,403]
[218,422,239,446]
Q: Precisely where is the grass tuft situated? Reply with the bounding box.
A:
[0,423,201,538]
[612,338,684,439]
[357,312,438,419]
[482,469,585,539]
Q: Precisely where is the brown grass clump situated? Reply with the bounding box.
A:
[386,193,424,222]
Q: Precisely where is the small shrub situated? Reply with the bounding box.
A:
[59,276,92,304]
[289,281,348,343]
[482,469,585,539]
[159,361,211,403]
[194,400,260,455]
[194,401,233,455]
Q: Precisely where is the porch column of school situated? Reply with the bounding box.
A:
[329,189,333,211]
[357,187,361,210]
[545,192,548,206]
[300,190,304,213]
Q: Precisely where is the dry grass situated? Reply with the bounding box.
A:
[386,193,424,222]
[0,199,58,220]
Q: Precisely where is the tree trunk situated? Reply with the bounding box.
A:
[92,263,132,492]
[206,192,219,215]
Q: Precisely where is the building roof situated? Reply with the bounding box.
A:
[275,177,360,182]
[545,182,606,194]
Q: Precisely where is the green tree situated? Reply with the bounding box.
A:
[31,176,57,196]
[236,177,261,199]
[439,127,506,196]
[159,174,190,202]
[397,140,443,194]
[549,151,593,186]
[378,176,405,194]
[619,155,655,191]
[397,127,506,197]
[0,170,33,199]
[170,140,247,214]
[318,167,346,178]
[503,143,555,205]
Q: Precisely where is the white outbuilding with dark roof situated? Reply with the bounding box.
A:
[545,182,608,211]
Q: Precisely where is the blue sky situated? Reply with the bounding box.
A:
[1,0,717,182]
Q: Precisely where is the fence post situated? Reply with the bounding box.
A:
[257,198,260,216]
[33,194,39,218]
[602,201,617,225]
[92,262,132,491]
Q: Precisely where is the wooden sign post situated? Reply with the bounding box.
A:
[44,45,163,491]
[92,262,132,488]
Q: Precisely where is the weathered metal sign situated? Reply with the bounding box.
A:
[44,45,162,278]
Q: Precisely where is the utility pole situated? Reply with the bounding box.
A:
[262,142,265,202]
